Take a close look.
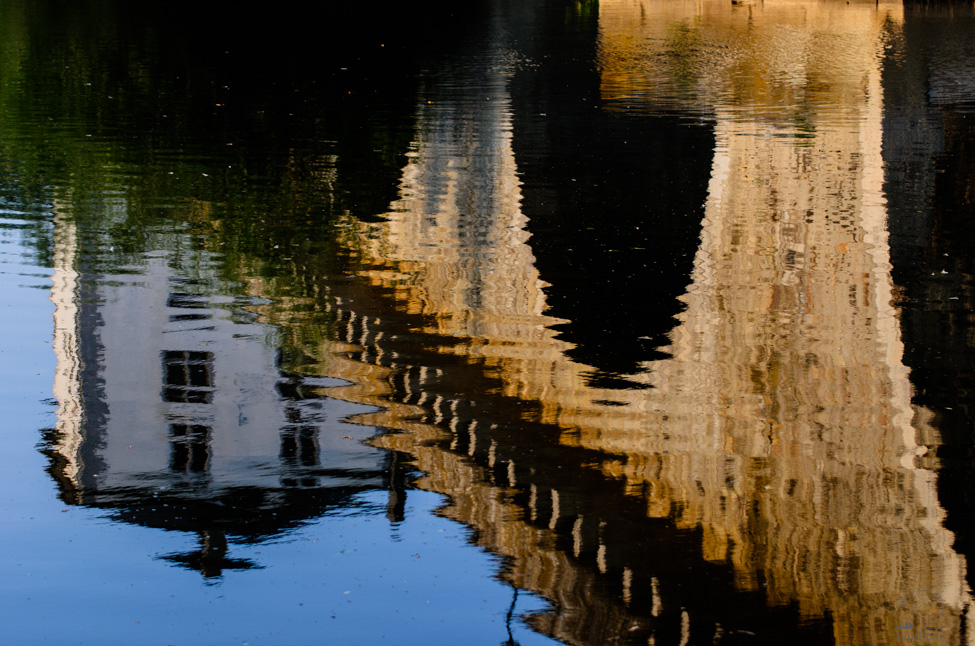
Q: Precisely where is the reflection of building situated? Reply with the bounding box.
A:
[46,206,391,577]
[304,1,971,644]
[592,5,972,643]
[40,0,974,638]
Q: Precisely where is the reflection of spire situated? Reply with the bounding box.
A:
[594,2,970,642]
[342,25,552,351]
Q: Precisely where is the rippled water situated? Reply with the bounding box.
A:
[3,0,975,644]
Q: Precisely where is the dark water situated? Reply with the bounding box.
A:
[3,0,975,644]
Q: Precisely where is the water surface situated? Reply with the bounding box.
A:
[3,1,975,644]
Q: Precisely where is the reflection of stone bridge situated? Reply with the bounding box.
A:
[280,1,970,643]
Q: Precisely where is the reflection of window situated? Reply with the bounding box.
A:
[169,313,211,322]
[169,424,210,473]
[167,293,208,309]
[167,292,212,323]
[280,425,320,468]
[162,350,214,403]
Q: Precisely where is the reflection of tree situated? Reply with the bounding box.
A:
[0,0,422,283]
[664,21,703,93]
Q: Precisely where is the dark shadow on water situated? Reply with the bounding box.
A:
[159,530,260,580]
[508,0,713,383]
[883,0,975,592]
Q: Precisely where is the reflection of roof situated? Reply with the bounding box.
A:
[95,482,385,540]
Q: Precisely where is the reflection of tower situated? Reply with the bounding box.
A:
[592,6,970,642]
[341,10,550,351]
[590,2,971,642]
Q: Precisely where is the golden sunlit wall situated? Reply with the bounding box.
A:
[230,1,971,643]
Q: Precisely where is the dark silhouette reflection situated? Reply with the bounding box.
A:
[294,272,838,645]
[159,530,258,580]
[883,0,975,590]
[508,1,713,385]
[385,451,410,524]
[502,587,522,646]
